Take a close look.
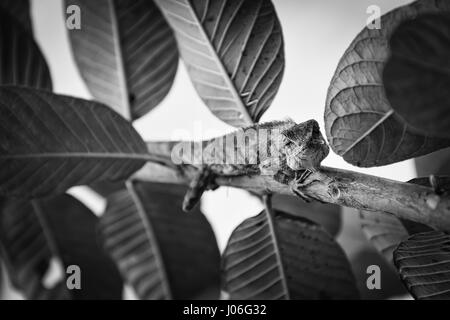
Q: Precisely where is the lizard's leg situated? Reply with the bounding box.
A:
[290,169,321,203]
[297,169,313,184]
[182,166,216,212]
[295,170,308,183]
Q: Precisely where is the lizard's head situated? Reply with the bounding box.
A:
[280,119,329,170]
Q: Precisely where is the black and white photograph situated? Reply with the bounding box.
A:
[0,0,449,306]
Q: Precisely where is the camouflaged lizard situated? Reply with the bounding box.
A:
[174,119,329,211]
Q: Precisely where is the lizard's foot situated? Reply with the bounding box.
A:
[296,169,314,184]
[290,169,318,203]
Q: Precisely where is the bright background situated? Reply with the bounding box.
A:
[3,0,417,299]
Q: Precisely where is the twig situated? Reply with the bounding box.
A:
[131,142,450,232]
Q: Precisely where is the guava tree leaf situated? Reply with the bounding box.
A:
[394,231,450,299]
[0,0,32,32]
[415,147,450,177]
[360,177,436,265]
[222,210,359,299]
[0,86,148,198]
[100,181,221,299]
[0,194,123,299]
[66,0,178,120]
[360,211,410,265]
[360,211,432,266]
[384,13,450,139]
[409,176,450,193]
[90,180,125,198]
[155,0,285,127]
[272,195,342,237]
[325,0,450,167]
[0,10,52,89]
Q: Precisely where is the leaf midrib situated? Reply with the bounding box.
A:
[341,109,395,156]
[1,152,153,160]
[175,0,254,126]
[108,0,131,120]
[263,198,290,299]
[127,181,173,299]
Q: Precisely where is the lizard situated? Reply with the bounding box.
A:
[175,119,330,211]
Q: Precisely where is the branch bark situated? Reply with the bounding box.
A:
[132,142,450,232]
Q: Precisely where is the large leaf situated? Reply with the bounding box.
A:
[155,0,285,127]
[100,181,221,299]
[408,176,450,195]
[66,0,178,120]
[415,147,450,177]
[0,10,52,89]
[0,86,148,198]
[360,177,436,265]
[384,13,450,139]
[272,195,342,237]
[222,210,359,299]
[394,231,450,299]
[360,211,410,265]
[0,0,32,32]
[360,211,432,266]
[90,180,125,198]
[0,194,123,299]
[325,0,450,167]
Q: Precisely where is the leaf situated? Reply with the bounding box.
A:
[222,210,359,299]
[415,147,450,177]
[384,13,450,139]
[360,177,436,265]
[155,0,285,127]
[0,194,123,299]
[90,180,126,198]
[0,10,52,89]
[100,181,221,299]
[0,0,32,32]
[0,86,148,198]
[360,211,409,265]
[66,0,179,120]
[324,0,450,167]
[409,175,450,191]
[271,194,342,237]
[360,211,432,265]
[394,231,450,299]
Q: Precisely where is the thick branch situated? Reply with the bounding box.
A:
[132,142,450,231]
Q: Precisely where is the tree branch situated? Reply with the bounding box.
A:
[132,142,450,232]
